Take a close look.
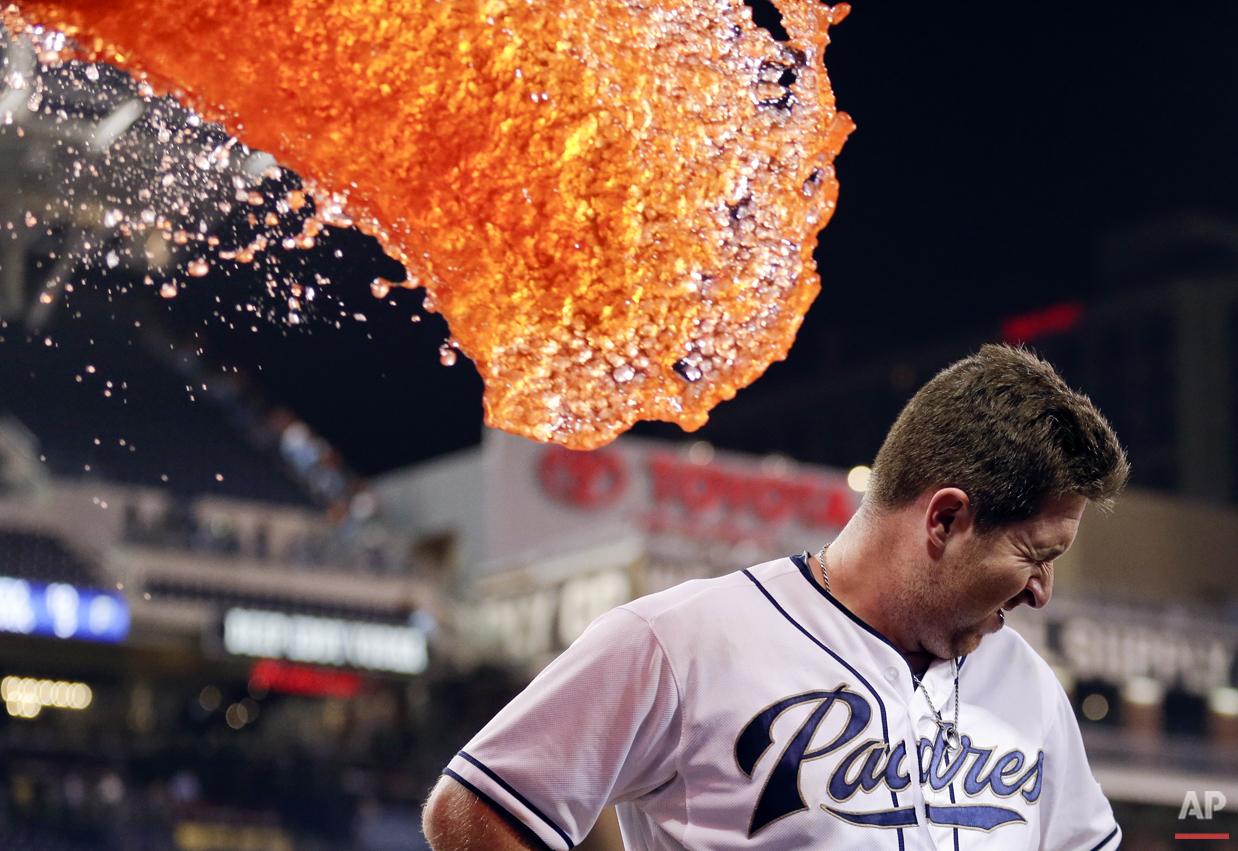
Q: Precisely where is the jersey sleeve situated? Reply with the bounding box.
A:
[445,606,682,851]
[1036,679,1121,851]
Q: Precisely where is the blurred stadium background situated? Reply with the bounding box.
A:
[2,3,1238,850]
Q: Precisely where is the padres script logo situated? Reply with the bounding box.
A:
[736,687,1044,835]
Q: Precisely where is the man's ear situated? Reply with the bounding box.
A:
[924,488,974,555]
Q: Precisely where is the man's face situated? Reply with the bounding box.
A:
[913,494,1087,660]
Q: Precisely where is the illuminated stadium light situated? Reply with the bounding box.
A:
[174,822,291,851]
[0,577,129,643]
[1,676,92,718]
[1210,687,1238,718]
[686,441,715,466]
[846,466,871,493]
[1123,676,1164,707]
[1081,693,1109,721]
[223,608,428,675]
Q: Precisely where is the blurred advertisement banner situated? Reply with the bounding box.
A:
[485,430,859,577]
[222,607,428,675]
[0,576,129,642]
[452,431,866,666]
[1009,601,1238,697]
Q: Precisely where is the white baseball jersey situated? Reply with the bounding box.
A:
[446,554,1121,851]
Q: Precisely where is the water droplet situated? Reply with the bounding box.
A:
[187,260,209,277]
[439,345,458,367]
[673,359,703,382]
[613,364,636,382]
[24,212,36,228]
[160,282,178,299]
[371,279,391,299]
[106,252,119,269]
[802,168,823,197]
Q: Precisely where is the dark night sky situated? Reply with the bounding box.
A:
[43,1,1238,478]
[813,1,1238,338]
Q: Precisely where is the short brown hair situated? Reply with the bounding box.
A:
[868,344,1129,530]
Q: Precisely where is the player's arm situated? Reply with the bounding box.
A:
[423,774,542,851]
[432,608,680,850]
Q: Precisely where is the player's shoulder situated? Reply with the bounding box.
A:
[619,555,798,626]
[967,621,1069,717]
[970,622,1054,677]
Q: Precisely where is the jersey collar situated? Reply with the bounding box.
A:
[789,552,944,685]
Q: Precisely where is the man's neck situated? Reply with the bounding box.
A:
[812,516,934,675]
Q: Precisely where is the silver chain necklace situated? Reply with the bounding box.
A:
[915,659,962,754]
[815,542,963,754]
[816,543,831,593]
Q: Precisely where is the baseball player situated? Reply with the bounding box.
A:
[424,345,1129,850]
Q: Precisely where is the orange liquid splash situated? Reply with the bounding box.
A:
[4,0,852,449]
